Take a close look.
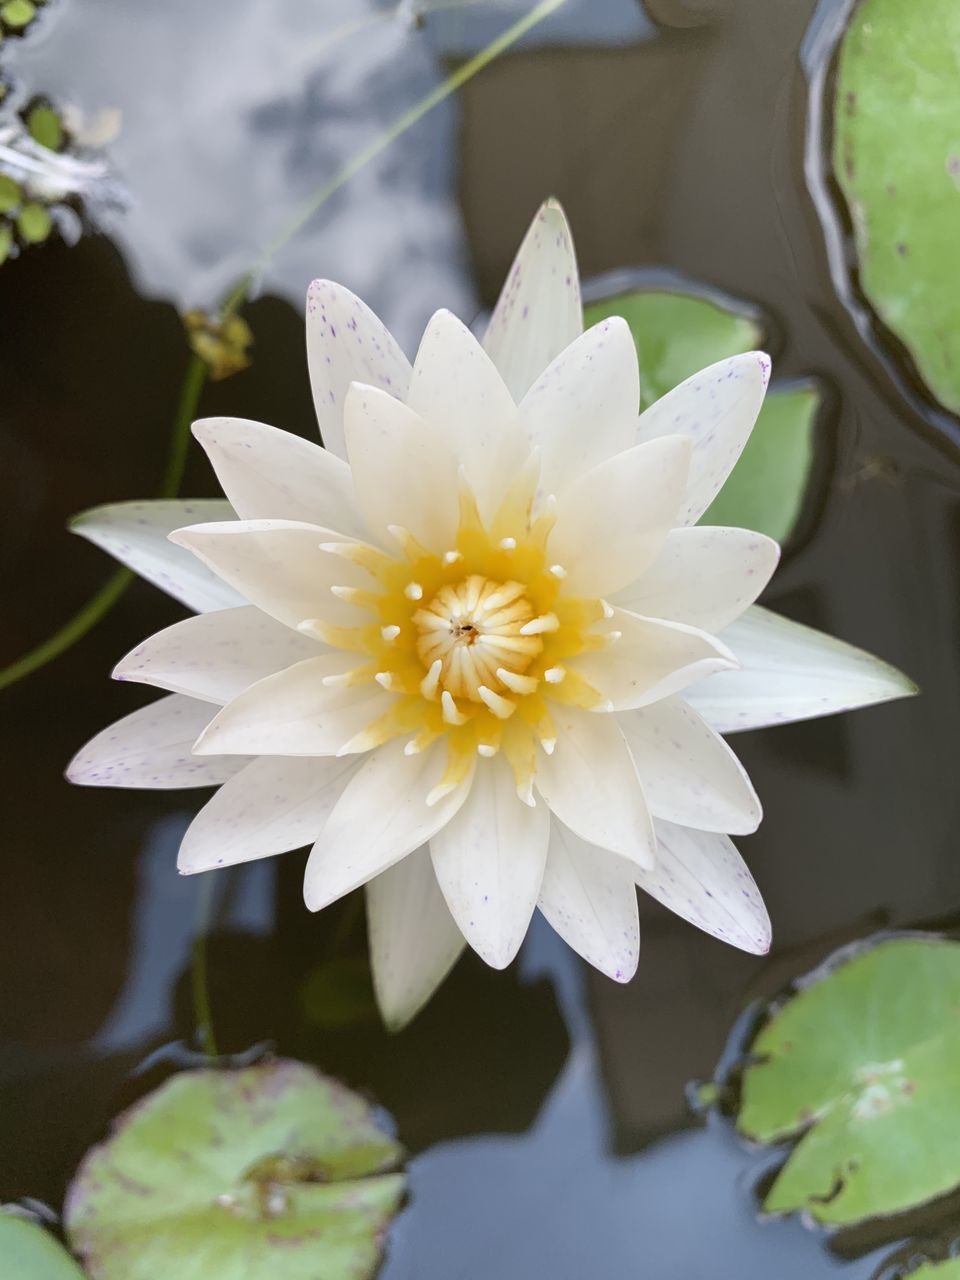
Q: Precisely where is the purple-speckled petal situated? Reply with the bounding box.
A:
[637,820,771,955]
[618,695,761,835]
[612,525,780,633]
[517,316,639,497]
[66,694,244,790]
[305,279,412,460]
[71,499,243,613]
[177,754,361,874]
[113,605,320,705]
[538,819,640,983]
[635,352,770,526]
[482,198,582,401]
[687,605,918,734]
[366,845,466,1030]
[430,756,549,970]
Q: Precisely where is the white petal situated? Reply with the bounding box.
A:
[406,310,521,521]
[177,754,360,874]
[635,352,770,526]
[168,519,370,631]
[304,741,475,911]
[574,607,737,711]
[613,526,780,632]
[534,708,656,869]
[686,605,918,733]
[482,198,582,400]
[113,606,319,705]
[66,694,244,789]
[636,820,770,954]
[538,820,640,982]
[71,500,243,613]
[192,417,368,539]
[193,654,391,757]
[547,436,691,596]
[517,317,639,496]
[305,279,412,461]
[618,696,761,835]
[366,845,466,1030]
[429,756,549,969]
[342,384,459,551]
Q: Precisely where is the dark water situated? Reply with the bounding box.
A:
[2,0,959,1275]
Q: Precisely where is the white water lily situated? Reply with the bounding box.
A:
[68,200,915,1028]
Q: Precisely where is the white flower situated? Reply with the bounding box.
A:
[68,200,915,1028]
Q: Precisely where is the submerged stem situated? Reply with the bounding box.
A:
[192,872,219,1058]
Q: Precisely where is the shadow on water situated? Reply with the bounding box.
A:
[2,0,960,1276]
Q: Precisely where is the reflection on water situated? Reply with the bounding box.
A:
[2,0,960,1276]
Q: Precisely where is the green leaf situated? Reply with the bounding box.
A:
[833,0,960,414]
[584,286,816,541]
[584,288,760,411]
[738,936,960,1226]
[0,173,21,213]
[906,1262,960,1280]
[0,1214,86,1278]
[701,384,818,542]
[27,105,63,152]
[1,0,36,28]
[16,203,52,244]
[64,1058,406,1280]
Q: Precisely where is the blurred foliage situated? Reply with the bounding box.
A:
[183,309,254,381]
[585,287,818,544]
[732,935,960,1228]
[834,0,960,414]
[65,1059,405,1280]
[300,954,379,1030]
[0,1212,85,1277]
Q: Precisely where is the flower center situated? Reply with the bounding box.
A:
[413,576,543,702]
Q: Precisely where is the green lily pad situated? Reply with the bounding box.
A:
[26,104,63,152]
[0,1213,86,1278]
[16,203,52,244]
[739,936,960,1227]
[64,1058,406,1280]
[833,0,960,414]
[1,0,36,28]
[906,1262,960,1280]
[584,287,817,543]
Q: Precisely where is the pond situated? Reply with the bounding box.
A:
[2,0,959,1276]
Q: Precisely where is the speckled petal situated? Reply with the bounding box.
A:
[71,499,243,613]
[517,317,640,496]
[66,694,244,789]
[687,605,918,733]
[113,606,319,705]
[168,519,371,631]
[572,607,737,711]
[636,820,771,955]
[430,756,549,969]
[406,310,521,522]
[618,696,761,835]
[538,820,640,982]
[635,352,770,526]
[482,198,582,400]
[366,845,466,1030]
[304,741,475,912]
[177,754,360,873]
[548,435,691,596]
[193,653,390,757]
[613,526,780,633]
[535,708,656,869]
[192,417,369,539]
[342,384,460,552]
[305,279,412,460]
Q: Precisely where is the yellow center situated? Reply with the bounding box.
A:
[301,465,610,805]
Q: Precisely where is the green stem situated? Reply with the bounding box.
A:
[192,872,219,1058]
[159,353,207,499]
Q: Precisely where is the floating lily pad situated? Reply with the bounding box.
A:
[833,0,960,414]
[64,1058,406,1280]
[738,936,960,1227]
[0,1214,86,1278]
[903,1261,960,1280]
[585,287,818,543]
